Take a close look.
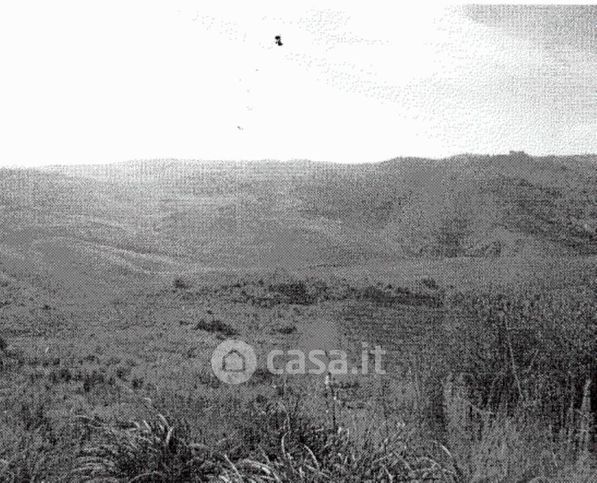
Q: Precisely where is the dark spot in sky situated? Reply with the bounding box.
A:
[275,35,283,46]
[237,126,243,130]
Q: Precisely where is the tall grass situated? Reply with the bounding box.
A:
[439,284,596,481]
[74,397,454,482]
[0,278,594,480]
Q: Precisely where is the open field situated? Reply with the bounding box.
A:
[0,155,595,481]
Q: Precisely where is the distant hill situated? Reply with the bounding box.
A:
[0,154,595,297]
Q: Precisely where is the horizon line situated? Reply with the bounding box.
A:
[2,151,596,171]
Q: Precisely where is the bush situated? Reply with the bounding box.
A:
[172,278,189,290]
[268,280,315,305]
[193,318,238,337]
[275,324,297,335]
[421,276,439,290]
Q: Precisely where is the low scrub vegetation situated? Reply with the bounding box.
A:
[0,274,594,481]
[75,403,451,481]
[193,318,238,337]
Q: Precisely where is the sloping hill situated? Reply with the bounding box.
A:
[293,153,597,257]
[0,154,595,299]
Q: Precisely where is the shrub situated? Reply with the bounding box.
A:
[268,279,315,305]
[172,278,189,290]
[275,324,297,335]
[193,318,238,337]
[421,276,439,290]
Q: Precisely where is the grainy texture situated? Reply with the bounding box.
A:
[0,3,595,482]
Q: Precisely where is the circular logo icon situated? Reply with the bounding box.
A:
[211,339,257,385]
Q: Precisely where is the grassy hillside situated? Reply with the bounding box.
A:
[2,153,593,275]
[0,154,595,480]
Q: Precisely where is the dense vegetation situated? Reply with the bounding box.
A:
[0,273,594,481]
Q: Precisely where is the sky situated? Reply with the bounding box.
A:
[0,1,595,166]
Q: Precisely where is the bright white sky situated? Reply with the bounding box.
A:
[0,1,595,166]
